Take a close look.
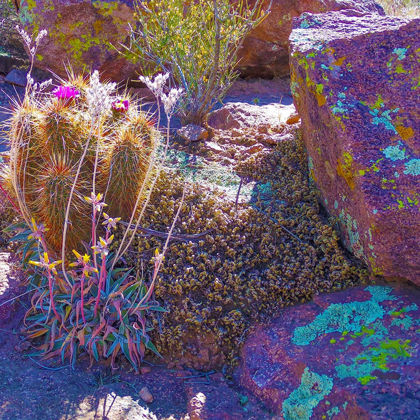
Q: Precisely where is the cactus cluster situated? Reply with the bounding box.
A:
[5,72,158,253]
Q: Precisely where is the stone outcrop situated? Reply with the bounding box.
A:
[205,101,300,163]
[18,0,138,81]
[290,11,420,283]
[17,0,384,82]
[207,102,296,131]
[236,0,384,78]
[236,284,420,418]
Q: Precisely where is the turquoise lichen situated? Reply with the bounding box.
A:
[308,156,314,171]
[300,15,323,29]
[331,99,355,115]
[359,321,388,347]
[336,328,412,385]
[360,338,411,368]
[368,286,396,303]
[291,81,300,97]
[403,159,420,176]
[382,144,406,161]
[338,210,364,259]
[369,109,398,133]
[393,47,408,60]
[282,368,333,420]
[391,315,414,330]
[292,286,394,346]
[327,406,340,417]
[335,360,376,383]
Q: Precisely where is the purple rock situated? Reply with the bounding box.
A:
[289,11,420,284]
[18,0,138,82]
[17,0,384,82]
[236,283,420,418]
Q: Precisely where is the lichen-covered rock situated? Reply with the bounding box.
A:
[177,124,209,143]
[236,0,384,78]
[236,284,420,418]
[207,102,296,130]
[18,0,137,82]
[17,0,384,82]
[289,11,420,283]
[205,102,300,158]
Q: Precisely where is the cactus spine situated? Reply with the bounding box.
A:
[6,72,158,253]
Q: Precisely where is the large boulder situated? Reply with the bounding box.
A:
[236,283,420,418]
[18,0,138,82]
[236,0,385,78]
[290,11,420,284]
[17,0,384,82]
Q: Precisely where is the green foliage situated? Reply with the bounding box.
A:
[127,0,269,125]
[8,200,164,371]
[4,30,182,371]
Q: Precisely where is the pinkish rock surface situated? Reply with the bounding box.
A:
[17,0,384,82]
[177,124,209,143]
[289,11,420,284]
[18,0,138,82]
[236,283,420,419]
[207,102,296,131]
[236,0,384,78]
[205,101,300,162]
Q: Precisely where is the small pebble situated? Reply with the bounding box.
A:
[140,366,151,375]
[139,386,153,403]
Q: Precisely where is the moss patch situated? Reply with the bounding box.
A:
[118,132,366,368]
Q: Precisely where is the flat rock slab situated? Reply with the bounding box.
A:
[290,11,420,284]
[236,283,420,419]
[208,102,296,130]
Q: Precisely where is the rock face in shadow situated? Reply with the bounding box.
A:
[236,283,420,418]
[290,11,420,284]
[236,0,384,78]
[17,0,384,82]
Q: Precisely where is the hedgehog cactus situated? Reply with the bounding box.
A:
[6,72,158,252]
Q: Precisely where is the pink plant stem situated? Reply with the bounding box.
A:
[94,258,106,318]
[80,273,86,324]
[40,238,48,253]
[93,229,109,317]
[47,269,60,322]
[92,208,98,271]
[0,184,21,214]
[94,229,109,317]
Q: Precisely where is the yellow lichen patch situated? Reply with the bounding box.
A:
[332,56,347,66]
[310,168,318,182]
[93,20,104,34]
[396,125,414,141]
[322,47,335,55]
[337,152,356,190]
[307,82,326,107]
[316,94,327,107]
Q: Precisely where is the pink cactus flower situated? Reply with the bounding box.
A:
[112,98,130,113]
[52,86,80,100]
